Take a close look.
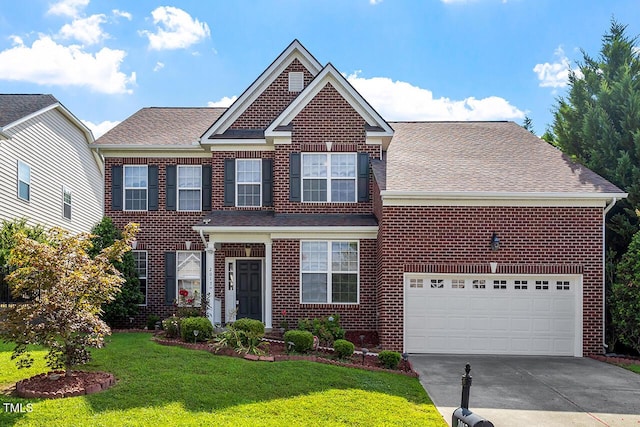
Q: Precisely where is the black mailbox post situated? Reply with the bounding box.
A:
[452,364,494,427]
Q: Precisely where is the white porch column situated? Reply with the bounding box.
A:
[265,240,273,329]
[205,241,216,325]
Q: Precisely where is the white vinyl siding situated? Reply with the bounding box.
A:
[0,108,103,234]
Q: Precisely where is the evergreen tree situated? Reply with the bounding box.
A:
[551,20,640,256]
[522,115,535,134]
[90,217,143,327]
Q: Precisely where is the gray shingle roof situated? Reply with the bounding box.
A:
[384,121,624,195]
[95,107,226,146]
[196,211,378,228]
[0,94,58,128]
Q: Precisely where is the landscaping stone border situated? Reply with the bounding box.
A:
[15,371,116,399]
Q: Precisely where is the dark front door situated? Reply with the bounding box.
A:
[236,260,262,321]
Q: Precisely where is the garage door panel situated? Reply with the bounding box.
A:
[405,274,579,356]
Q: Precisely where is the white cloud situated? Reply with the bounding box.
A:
[347,72,524,121]
[0,35,136,94]
[59,14,108,45]
[441,0,508,3]
[112,9,132,20]
[153,61,165,72]
[47,0,89,17]
[82,119,120,138]
[142,6,210,50]
[533,46,573,89]
[207,96,237,107]
[370,0,383,4]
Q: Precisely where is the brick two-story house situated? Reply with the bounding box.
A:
[93,40,626,356]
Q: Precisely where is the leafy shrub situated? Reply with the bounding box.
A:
[378,350,402,369]
[333,339,355,359]
[146,314,160,330]
[213,321,268,355]
[232,318,265,337]
[180,317,214,342]
[162,316,180,338]
[297,314,345,345]
[284,330,314,353]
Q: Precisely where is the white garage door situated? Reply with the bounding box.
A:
[404,274,582,356]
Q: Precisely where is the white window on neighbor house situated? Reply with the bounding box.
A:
[177,165,202,211]
[17,160,31,201]
[62,186,72,220]
[236,159,261,207]
[288,71,304,92]
[177,251,201,307]
[133,250,148,306]
[302,153,356,203]
[300,241,359,304]
[124,165,148,211]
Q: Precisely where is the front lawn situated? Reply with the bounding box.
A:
[0,333,446,426]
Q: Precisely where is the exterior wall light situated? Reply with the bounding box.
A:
[490,232,500,251]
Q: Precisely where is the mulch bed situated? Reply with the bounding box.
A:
[153,335,417,377]
[15,371,116,399]
[590,354,640,366]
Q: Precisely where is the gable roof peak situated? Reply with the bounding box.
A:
[200,39,323,141]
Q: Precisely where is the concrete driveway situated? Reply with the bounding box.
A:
[410,354,640,426]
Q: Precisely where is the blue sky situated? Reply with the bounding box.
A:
[0,0,638,137]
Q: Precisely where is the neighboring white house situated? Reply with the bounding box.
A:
[0,94,103,234]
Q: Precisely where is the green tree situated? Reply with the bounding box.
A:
[90,217,144,327]
[0,224,138,375]
[522,115,535,134]
[551,20,640,256]
[610,227,640,353]
[0,218,47,267]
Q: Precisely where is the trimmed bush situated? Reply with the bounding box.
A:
[333,339,355,359]
[146,314,160,330]
[162,316,180,338]
[378,350,402,369]
[232,318,265,337]
[180,317,213,342]
[284,330,314,353]
[297,314,345,345]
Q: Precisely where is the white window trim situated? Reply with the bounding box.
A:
[176,251,201,307]
[123,165,148,211]
[299,240,360,304]
[62,186,72,220]
[235,159,262,207]
[301,153,357,203]
[133,250,148,306]
[17,160,30,202]
[177,165,202,212]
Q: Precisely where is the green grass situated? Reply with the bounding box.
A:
[0,333,446,426]
[622,363,640,374]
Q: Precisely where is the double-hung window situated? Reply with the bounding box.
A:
[62,186,72,220]
[177,166,202,211]
[17,160,31,201]
[176,251,201,306]
[302,153,356,202]
[236,159,261,207]
[124,165,148,210]
[301,241,359,303]
[133,251,148,305]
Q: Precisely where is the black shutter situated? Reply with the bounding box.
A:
[166,165,177,211]
[262,158,273,207]
[148,165,159,211]
[201,251,207,296]
[289,153,301,202]
[224,159,235,207]
[165,252,176,306]
[111,165,123,211]
[357,152,370,202]
[202,165,212,211]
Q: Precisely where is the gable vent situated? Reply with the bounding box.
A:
[288,72,304,92]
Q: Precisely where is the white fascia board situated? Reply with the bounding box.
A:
[265,64,394,137]
[380,191,628,207]
[91,144,204,150]
[0,128,9,139]
[207,138,266,145]
[193,225,378,239]
[201,41,322,141]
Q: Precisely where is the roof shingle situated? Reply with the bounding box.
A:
[0,94,58,128]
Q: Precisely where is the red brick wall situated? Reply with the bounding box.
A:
[377,205,603,355]
[230,59,315,129]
